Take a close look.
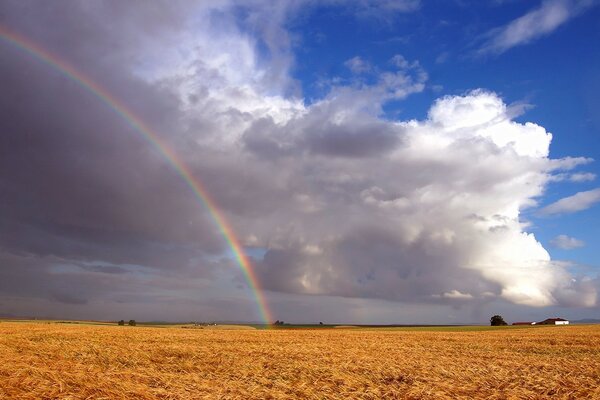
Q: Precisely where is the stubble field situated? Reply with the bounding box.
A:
[1,322,599,399]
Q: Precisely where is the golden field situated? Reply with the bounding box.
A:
[1,322,599,399]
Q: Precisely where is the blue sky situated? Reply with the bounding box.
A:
[1,0,599,324]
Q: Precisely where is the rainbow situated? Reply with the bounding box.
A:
[0,26,273,324]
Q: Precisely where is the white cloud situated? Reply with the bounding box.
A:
[479,0,597,55]
[551,171,597,182]
[307,54,427,120]
[540,188,600,215]
[347,0,421,18]
[548,156,594,171]
[550,235,585,249]
[569,172,596,182]
[345,56,371,74]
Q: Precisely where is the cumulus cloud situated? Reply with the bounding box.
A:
[550,235,585,249]
[539,188,600,215]
[0,0,597,322]
[246,90,593,308]
[478,0,597,55]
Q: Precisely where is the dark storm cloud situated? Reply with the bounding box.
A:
[0,252,123,305]
[0,248,225,314]
[301,117,401,158]
[0,1,239,313]
[0,2,233,248]
[243,112,403,158]
[256,225,501,304]
[0,59,225,263]
[52,292,88,305]
[79,264,128,274]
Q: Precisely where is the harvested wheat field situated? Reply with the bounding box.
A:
[1,322,600,399]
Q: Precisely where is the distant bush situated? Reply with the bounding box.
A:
[490,315,508,326]
[128,320,136,326]
[118,320,125,326]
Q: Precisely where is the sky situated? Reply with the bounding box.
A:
[1,0,599,324]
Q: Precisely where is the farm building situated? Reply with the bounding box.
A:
[512,322,536,326]
[537,318,569,325]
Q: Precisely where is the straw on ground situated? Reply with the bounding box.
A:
[1,322,599,399]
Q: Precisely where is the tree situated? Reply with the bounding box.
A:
[490,315,508,326]
[118,320,125,326]
[128,320,136,326]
